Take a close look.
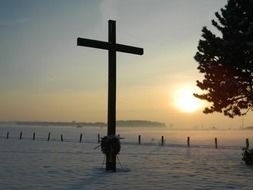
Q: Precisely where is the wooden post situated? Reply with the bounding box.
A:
[215,137,218,149]
[47,132,51,141]
[61,134,63,142]
[33,132,35,141]
[79,133,83,143]
[19,131,22,140]
[98,133,100,143]
[106,20,117,171]
[138,135,141,144]
[246,138,249,149]
[161,136,164,146]
[187,137,190,148]
[6,131,9,139]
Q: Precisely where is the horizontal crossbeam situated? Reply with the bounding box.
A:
[115,43,143,55]
[77,38,143,55]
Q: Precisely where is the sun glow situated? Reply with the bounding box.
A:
[173,85,204,113]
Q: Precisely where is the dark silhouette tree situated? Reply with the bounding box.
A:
[194,0,253,118]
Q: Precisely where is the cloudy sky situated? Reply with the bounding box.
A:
[0,0,252,129]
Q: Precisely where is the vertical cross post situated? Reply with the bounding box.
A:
[107,20,117,171]
[108,20,116,137]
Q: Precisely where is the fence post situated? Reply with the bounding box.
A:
[138,135,141,145]
[215,137,218,149]
[19,131,22,140]
[187,137,190,148]
[6,131,9,139]
[161,136,164,146]
[47,132,51,141]
[61,134,63,142]
[79,133,83,143]
[246,138,249,149]
[33,132,35,141]
[98,133,100,143]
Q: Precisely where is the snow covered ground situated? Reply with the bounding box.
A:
[0,124,253,189]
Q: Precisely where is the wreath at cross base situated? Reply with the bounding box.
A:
[101,135,121,155]
[242,148,253,165]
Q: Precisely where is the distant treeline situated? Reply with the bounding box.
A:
[116,120,166,127]
[0,120,166,127]
[242,126,253,130]
[15,121,106,127]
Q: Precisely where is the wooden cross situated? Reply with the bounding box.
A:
[77,20,143,171]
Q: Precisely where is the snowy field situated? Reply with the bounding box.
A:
[0,124,253,190]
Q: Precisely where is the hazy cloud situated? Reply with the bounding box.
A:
[0,18,29,27]
[99,0,118,21]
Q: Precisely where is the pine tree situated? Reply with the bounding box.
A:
[194,0,253,117]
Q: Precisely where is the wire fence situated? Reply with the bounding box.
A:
[0,130,250,150]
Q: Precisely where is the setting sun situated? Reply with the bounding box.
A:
[173,85,204,113]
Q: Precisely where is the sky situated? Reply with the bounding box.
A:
[0,0,252,129]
